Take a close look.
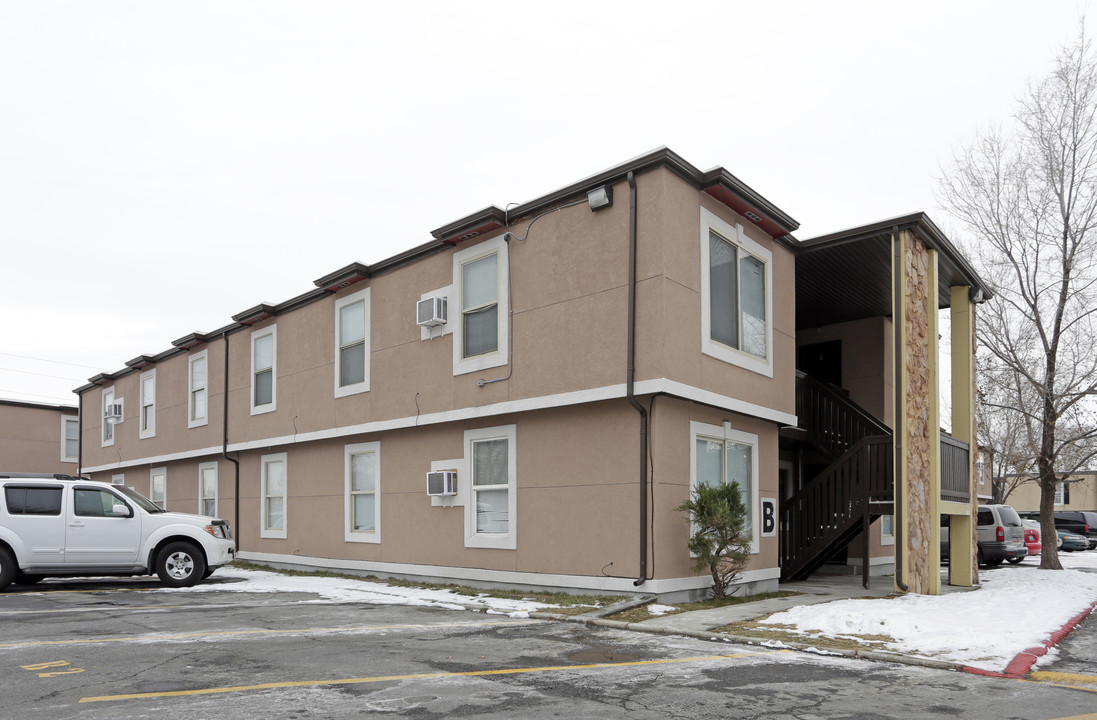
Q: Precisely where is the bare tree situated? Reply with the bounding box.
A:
[941,29,1097,569]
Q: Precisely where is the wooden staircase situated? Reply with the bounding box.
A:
[780,373,894,583]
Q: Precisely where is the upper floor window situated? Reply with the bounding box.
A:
[61,416,78,463]
[453,235,509,376]
[251,326,277,414]
[188,350,209,429]
[700,208,774,378]
[335,288,371,397]
[101,387,116,447]
[139,369,156,439]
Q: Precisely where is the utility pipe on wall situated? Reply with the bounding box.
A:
[626,171,650,586]
[222,332,241,547]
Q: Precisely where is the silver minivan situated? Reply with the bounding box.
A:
[941,504,1027,566]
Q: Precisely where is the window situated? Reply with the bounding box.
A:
[344,442,380,543]
[61,416,79,463]
[74,487,128,517]
[150,467,166,510]
[1055,481,1070,506]
[101,387,116,447]
[111,473,124,486]
[881,515,895,546]
[188,350,209,429]
[261,452,287,539]
[4,486,63,515]
[139,369,156,439]
[251,326,277,414]
[464,424,517,549]
[199,462,218,517]
[453,235,509,376]
[700,208,774,377]
[335,288,371,397]
[690,421,759,554]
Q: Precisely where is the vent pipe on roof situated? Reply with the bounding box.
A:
[626,171,650,587]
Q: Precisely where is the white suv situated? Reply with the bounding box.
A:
[0,473,236,590]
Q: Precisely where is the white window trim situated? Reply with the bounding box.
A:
[101,387,116,447]
[334,287,371,398]
[188,349,209,429]
[139,369,156,439]
[699,207,774,378]
[344,441,381,543]
[198,461,218,518]
[251,325,278,415]
[261,452,288,539]
[881,515,896,546]
[150,466,167,510]
[60,416,79,464]
[689,420,760,555]
[1055,481,1065,506]
[452,235,509,377]
[463,424,517,550]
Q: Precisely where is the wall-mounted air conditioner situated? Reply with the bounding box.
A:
[426,470,457,497]
[417,296,447,327]
[104,403,123,420]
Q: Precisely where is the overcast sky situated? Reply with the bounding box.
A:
[0,1,1089,406]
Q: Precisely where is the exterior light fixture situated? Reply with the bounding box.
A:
[587,186,612,211]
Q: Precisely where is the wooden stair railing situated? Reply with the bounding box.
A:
[796,371,891,461]
[779,436,894,583]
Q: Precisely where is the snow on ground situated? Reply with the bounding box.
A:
[165,567,562,618]
[756,550,1097,672]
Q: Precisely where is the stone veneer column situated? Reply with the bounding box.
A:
[896,231,940,595]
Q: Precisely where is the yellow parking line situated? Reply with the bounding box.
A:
[80,651,786,703]
[1027,671,1097,695]
[0,619,543,650]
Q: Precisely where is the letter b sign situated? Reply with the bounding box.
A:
[760,497,777,538]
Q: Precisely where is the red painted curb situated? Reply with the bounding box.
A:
[962,598,1097,680]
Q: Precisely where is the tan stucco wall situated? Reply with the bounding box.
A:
[795,317,893,425]
[0,401,78,473]
[1007,473,1097,512]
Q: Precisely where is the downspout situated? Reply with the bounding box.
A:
[222,332,241,544]
[892,227,909,592]
[77,392,83,477]
[626,170,649,586]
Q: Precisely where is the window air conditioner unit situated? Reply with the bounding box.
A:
[426,470,457,497]
[416,296,447,327]
[104,403,123,420]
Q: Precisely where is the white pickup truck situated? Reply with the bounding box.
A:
[0,473,236,590]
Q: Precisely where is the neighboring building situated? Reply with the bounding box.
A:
[975,446,993,503]
[0,399,80,473]
[1004,471,1097,513]
[75,149,988,600]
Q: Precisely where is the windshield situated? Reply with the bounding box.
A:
[114,484,164,513]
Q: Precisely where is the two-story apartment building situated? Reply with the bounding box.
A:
[75,149,989,599]
[0,399,80,473]
[1005,471,1097,513]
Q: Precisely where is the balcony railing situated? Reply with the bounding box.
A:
[940,436,971,503]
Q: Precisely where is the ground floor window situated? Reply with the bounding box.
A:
[199,462,218,517]
[150,467,166,510]
[464,424,517,550]
[261,453,288,539]
[345,442,380,543]
[690,421,759,554]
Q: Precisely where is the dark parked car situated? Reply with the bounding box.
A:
[1019,510,1097,549]
[1057,529,1090,552]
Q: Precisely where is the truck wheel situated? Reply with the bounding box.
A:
[0,547,17,591]
[156,542,207,588]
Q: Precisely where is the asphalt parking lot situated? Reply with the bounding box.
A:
[3,576,1097,720]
